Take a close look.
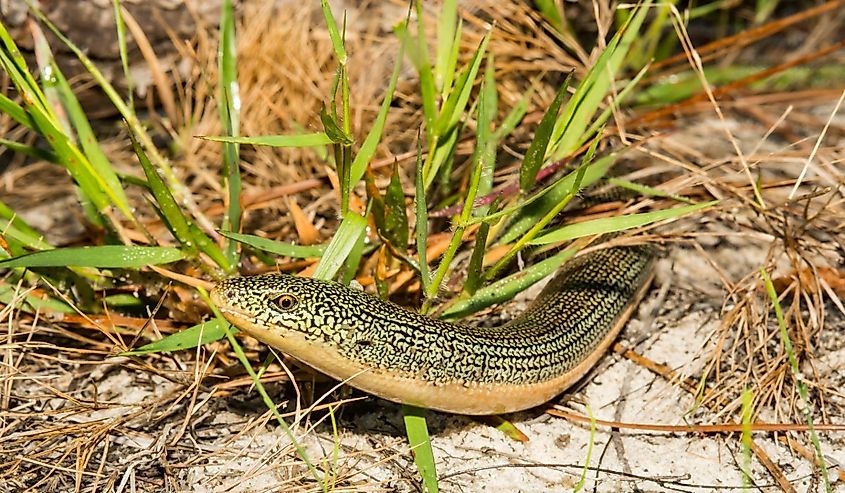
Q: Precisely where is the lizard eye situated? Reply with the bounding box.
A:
[275,294,298,311]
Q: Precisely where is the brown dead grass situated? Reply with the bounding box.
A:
[2,0,845,491]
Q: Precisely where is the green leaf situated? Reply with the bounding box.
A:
[606,177,694,204]
[498,153,617,243]
[0,92,34,130]
[31,14,130,218]
[319,105,353,145]
[220,232,326,258]
[349,42,404,185]
[312,212,368,281]
[320,0,347,65]
[434,0,458,94]
[402,405,439,493]
[50,61,134,220]
[383,163,410,251]
[0,219,52,252]
[104,293,145,308]
[0,200,53,250]
[529,201,719,245]
[121,319,231,355]
[0,137,58,163]
[26,2,218,236]
[582,63,649,144]
[0,21,47,110]
[0,36,113,218]
[128,130,198,255]
[519,75,571,191]
[474,54,498,210]
[462,219,490,296]
[218,0,242,269]
[365,171,388,236]
[0,283,73,314]
[548,1,651,160]
[198,133,334,147]
[534,0,566,33]
[0,246,185,269]
[400,3,437,132]
[113,0,135,112]
[340,226,367,286]
[493,87,531,141]
[442,244,579,319]
[434,32,490,137]
[414,137,430,293]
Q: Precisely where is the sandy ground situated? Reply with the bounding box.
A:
[2,2,845,490]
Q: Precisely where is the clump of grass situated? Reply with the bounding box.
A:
[2,0,844,491]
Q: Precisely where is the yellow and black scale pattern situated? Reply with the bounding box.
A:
[214,244,653,386]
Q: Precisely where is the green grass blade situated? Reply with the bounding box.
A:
[462,219,490,296]
[498,153,617,243]
[442,243,579,319]
[423,108,491,308]
[131,129,228,270]
[0,138,57,163]
[519,74,571,191]
[534,0,565,33]
[573,404,597,492]
[319,106,353,145]
[340,226,367,286]
[474,54,497,207]
[402,405,439,493]
[349,43,404,185]
[485,135,599,281]
[0,221,53,251]
[220,232,326,258]
[529,201,718,245]
[549,1,651,160]
[112,0,134,112]
[441,19,462,102]
[0,201,52,250]
[0,20,47,110]
[740,388,753,487]
[493,87,531,141]
[606,177,694,204]
[0,92,34,129]
[424,128,460,190]
[0,283,74,314]
[414,137,430,293]
[26,2,218,237]
[202,288,327,491]
[48,58,134,219]
[104,293,145,308]
[320,0,347,64]
[434,0,458,94]
[415,1,438,133]
[760,268,831,491]
[218,0,242,269]
[128,130,198,255]
[121,319,230,355]
[383,163,410,251]
[199,133,333,147]
[434,32,490,138]
[312,212,368,281]
[188,223,231,273]
[0,245,184,269]
[0,39,114,218]
[581,62,649,144]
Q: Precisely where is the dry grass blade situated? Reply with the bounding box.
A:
[2,1,845,491]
